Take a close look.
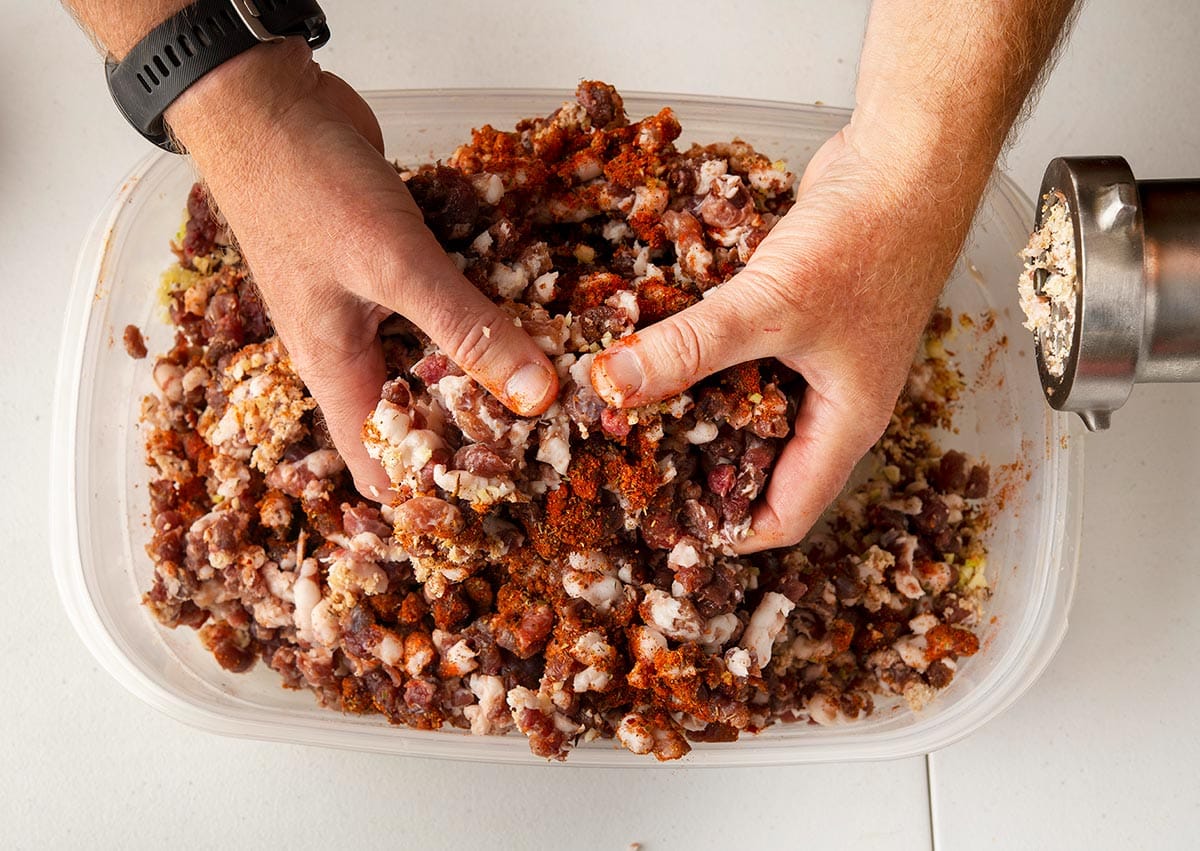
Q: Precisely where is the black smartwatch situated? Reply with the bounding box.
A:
[105,0,329,152]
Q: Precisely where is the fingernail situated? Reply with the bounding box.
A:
[593,348,643,406]
[505,363,555,413]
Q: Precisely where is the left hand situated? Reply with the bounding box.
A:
[165,40,559,500]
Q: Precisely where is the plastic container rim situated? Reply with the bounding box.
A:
[49,88,1082,767]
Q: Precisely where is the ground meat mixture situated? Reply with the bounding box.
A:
[1018,190,1077,379]
[137,82,992,762]
[123,324,148,359]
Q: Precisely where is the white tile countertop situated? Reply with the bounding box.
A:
[4,0,1199,848]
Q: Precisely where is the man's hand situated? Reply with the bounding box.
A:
[592,0,1077,552]
[161,40,558,498]
[66,1,560,500]
[592,124,955,552]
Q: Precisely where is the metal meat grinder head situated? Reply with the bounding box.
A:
[1031,156,1200,430]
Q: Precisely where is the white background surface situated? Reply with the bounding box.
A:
[4,1,1199,848]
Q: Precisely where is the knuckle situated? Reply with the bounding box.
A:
[747,266,811,321]
[285,321,364,383]
[445,310,510,377]
[737,262,792,299]
[654,316,707,380]
[716,267,807,350]
[359,248,410,309]
[735,240,826,313]
[355,216,432,307]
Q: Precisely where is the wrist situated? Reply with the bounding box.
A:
[164,36,318,156]
[847,102,997,196]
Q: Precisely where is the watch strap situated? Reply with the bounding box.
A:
[105,0,329,152]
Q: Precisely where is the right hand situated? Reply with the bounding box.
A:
[165,39,559,499]
[591,123,974,553]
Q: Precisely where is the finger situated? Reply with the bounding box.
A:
[292,335,393,502]
[732,389,889,554]
[373,226,560,417]
[589,273,781,408]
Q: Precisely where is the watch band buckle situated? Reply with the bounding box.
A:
[229,0,330,48]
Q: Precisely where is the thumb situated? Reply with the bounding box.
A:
[590,277,778,407]
[376,228,560,417]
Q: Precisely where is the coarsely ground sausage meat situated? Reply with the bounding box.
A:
[137,82,992,762]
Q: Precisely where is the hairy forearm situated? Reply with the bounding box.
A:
[65,0,192,57]
[64,0,317,155]
[853,0,1078,188]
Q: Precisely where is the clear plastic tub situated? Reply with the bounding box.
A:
[50,90,1082,766]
